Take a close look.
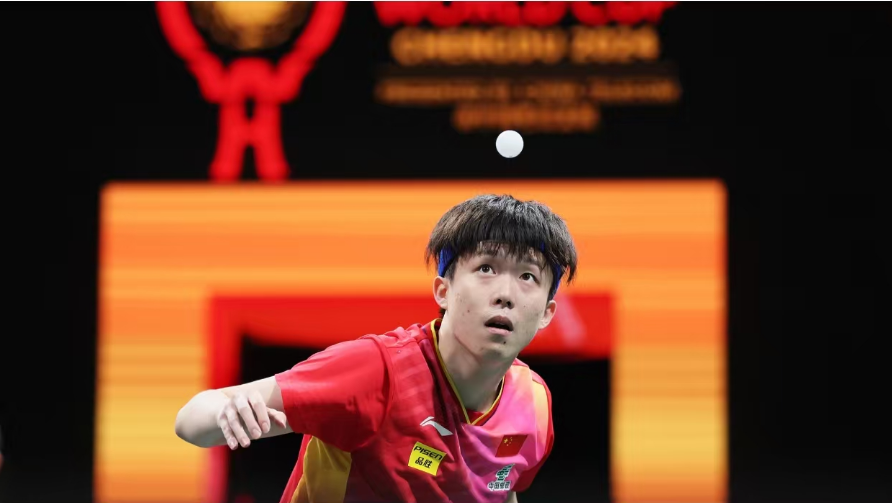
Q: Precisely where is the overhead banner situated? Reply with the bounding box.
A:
[158,2,680,181]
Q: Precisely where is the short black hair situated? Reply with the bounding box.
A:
[425,194,578,315]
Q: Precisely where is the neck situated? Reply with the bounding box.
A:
[436,318,513,413]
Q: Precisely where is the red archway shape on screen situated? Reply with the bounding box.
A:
[156,2,346,182]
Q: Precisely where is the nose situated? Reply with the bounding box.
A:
[494,297,514,309]
[491,275,515,309]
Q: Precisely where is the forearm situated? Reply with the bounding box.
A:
[175,389,229,448]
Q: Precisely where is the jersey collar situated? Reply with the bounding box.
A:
[428,319,504,426]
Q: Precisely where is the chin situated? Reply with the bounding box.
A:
[477,338,516,360]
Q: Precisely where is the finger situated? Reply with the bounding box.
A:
[248,393,271,434]
[217,416,238,450]
[268,408,288,429]
[234,394,262,439]
[225,406,250,447]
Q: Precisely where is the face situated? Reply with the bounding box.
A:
[434,245,558,362]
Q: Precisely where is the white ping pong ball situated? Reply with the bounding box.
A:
[496,130,524,158]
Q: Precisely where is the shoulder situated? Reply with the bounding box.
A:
[361,321,432,350]
[302,322,433,375]
[309,320,428,360]
[509,360,553,412]
[528,368,550,392]
[529,369,552,415]
[304,336,383,364]
[510,359,550,390]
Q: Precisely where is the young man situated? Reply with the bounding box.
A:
[175,194,578,503]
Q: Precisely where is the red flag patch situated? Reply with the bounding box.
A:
[495,434,528,457]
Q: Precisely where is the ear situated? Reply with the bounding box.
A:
[538,299,558,330]
[433,276,450,311]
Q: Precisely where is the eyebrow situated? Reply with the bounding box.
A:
[479,253,544,271]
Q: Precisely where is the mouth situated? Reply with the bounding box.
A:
[484,315,514,334]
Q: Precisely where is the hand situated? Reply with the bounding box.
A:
[216,390,288,450]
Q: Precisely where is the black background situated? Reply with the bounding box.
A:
[3,2,889,502]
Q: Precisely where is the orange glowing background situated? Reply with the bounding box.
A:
[95,181,726,503]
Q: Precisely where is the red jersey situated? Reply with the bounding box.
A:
[274,320,554,503]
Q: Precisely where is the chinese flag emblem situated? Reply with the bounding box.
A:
[496,434,528,457]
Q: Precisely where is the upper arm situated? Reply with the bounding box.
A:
[272,338,390,451]
[505,491,518,503]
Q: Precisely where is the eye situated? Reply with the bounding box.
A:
[521,272,539,283]
[478,264,495,274]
